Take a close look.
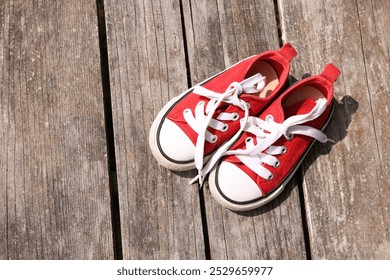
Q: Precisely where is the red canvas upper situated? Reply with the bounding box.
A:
[164,43,297,156]
[223,64,341,196]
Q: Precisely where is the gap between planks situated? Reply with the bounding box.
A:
[96,0,123,260]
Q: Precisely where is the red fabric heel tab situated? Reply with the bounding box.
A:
[321,63,341,83]
[278,42,297,61]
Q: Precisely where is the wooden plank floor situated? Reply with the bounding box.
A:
[1,0,389,259]
[0,0,113,259]
[104,0,205,259]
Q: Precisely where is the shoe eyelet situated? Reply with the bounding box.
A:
[221,123,229,132]
[198,100,205,106]
[285,133,294,141]
[266,115,273,122]
[183,108,191,114]
[246,102,251,109]
[232,113,239,121]
[267,173,274,181]
[274,161,280,168]
[281,146,287,154]
[210,135,218,143]
[245,137,253,143]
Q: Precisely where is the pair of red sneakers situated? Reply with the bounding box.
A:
[149,43,340,211]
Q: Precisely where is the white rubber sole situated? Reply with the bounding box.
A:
[209,105,334,212]
[149,55,256,171]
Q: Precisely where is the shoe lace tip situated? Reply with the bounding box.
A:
[189,176,198,185]
[190,173,206,189]
[256,80,266,91]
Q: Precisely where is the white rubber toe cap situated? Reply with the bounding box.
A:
[216,161,263,203]
[158,119,195,162]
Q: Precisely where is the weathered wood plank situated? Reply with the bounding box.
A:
[104,0,205,259]
[0,1,113,259]
[182,0,307,259]
[279,0,390,258]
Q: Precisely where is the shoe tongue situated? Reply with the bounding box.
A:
[284,98,318,119]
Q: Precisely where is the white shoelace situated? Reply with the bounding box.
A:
[197,98,333,184]
[184,74,266,186]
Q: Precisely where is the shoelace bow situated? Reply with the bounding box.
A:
[184,74,266,186]
[196,98,334,184]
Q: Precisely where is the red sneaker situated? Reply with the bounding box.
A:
[149,43,297,183]
[208,64,341,211]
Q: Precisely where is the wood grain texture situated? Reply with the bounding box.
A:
[181,0,307,259]
[279,0,390,259]
[104,0,205,259]
[0,1,113,259]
